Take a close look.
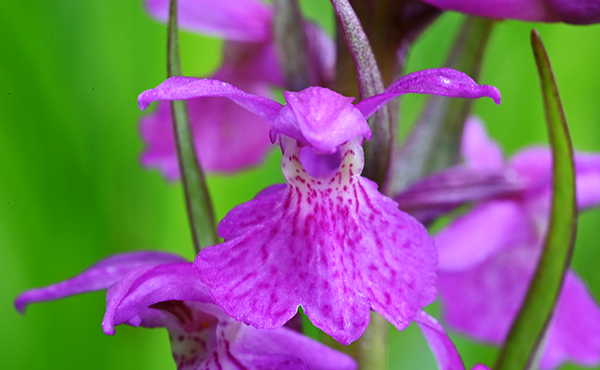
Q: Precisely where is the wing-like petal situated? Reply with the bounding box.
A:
[395,166,522,224]
[140,75,272,178]
[15,251,186,313]
[355,68,500,119]
[138,77,283,122]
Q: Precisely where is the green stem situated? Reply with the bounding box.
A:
[494,29,577,370]
[358,313,388,370]
[167,0,218,253]
[273,0,313,91]
[330,0,391,188]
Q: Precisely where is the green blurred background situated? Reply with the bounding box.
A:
[1,0,600,369]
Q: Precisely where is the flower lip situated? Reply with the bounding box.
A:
[197,134,437,344]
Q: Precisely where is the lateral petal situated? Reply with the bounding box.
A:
[355,68,500,119]
[15,251,186,313]
[138,77,283,122]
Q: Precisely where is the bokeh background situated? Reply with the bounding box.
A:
[2,0,600,369]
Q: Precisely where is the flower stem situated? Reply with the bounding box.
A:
[167,0,218,253]
[358,313,388,370]
[330,0,391,188]
[273,0,313,91]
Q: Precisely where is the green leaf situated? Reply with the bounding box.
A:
[387,16,495,195]
[494,29,577,370]
[167,0,218,252]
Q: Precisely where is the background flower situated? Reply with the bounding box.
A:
[433,117,600,369]
[3,1,600,370]
[419,0,600,24]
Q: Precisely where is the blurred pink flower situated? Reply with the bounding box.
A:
[435,117,600,370]
[420,0,600,24]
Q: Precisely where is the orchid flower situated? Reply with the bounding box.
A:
[419,0,600,24]
[140,0,335,179]
[15,251,358,370]
[418,117,600,370]
[138,69,500,345]
[15,250,492,370]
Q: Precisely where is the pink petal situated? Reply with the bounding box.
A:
[438,243,540,343]
[15,251,186,313]
[545,0,600,24]
[441,263,600,370]
[139,101,181,181]
[509,148,600,211]
[271,87,371,154]
[414,310,465,370]
[420,0,600,24]
[508,147,553,191]
[540,271,600,369]
[461,117,504,170]
[419,0,553,21]
[169,303,357,370]
[144,0,273,42]
[102,262,212,335]
[195,136,436,344]
[471,365,492,370]
[573,152,600,209]
[355,68,500,119]
[240,326,357,370]
[220,40,284,87]
[436,200,537,271]
[395,166,522,224]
